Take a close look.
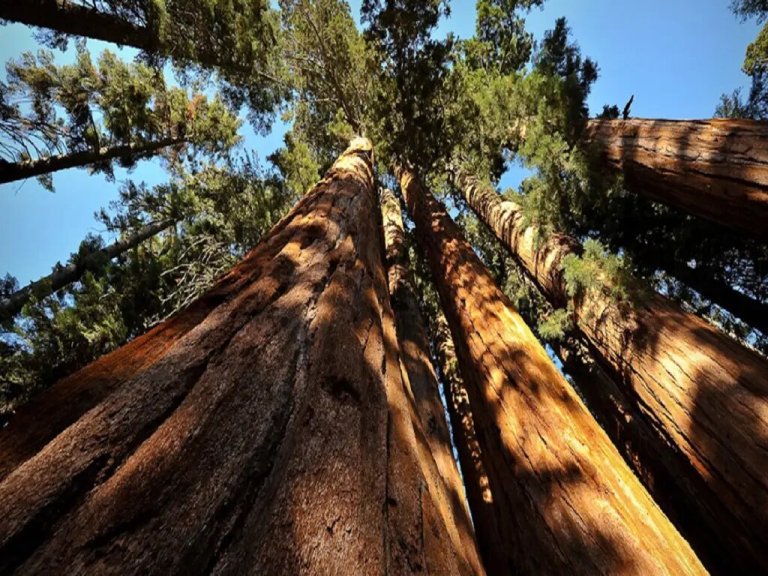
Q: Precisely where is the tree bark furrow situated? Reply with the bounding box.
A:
[379,187,484,575]
[585,118,768,239]
[456,169,768,573]
[0,139,483,574]
[400,164,704,575]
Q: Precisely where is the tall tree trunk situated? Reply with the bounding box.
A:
[431,311,504,575]
[0,139,483,575]
[455,170,768,573]
[656,257,768,336]
[379,187,485,574]
[0,218,177,322]
[398,163,704,575]
[551,337,734,575]
[585,118,768,240]
[0,0,157,53]
[0,137,186,185]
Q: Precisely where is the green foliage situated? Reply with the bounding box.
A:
[362,0,454,170]
[268,130,322,196]
[730,0,768,21]
[34,0,287,128]
[1,48,242,187]
[279,0,372,163]
[744,23,768,75]
[462,0,543,74]
[561,239,639,302]
[536,308,571,341]
[718,2,768,119]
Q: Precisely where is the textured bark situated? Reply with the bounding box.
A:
[0,0,157,52]
[456,170,768,573]
[380,187,485,575]
[431,312,503,575]
[399,164,704,575]
[0,140,481,575]
[0,138,185,185]
[552,337,732,575]
[0,218,176,322]
[585,118,768,240]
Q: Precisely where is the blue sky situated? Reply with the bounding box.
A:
[0,0,761,286]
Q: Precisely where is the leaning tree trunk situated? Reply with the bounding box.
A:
[0,137,186,185]
[551,336,734,574]
[397,163,704,575]
[0,218,177,322]
[379,187,484,574]
[0,139,483,575]
[585,118,768,240]
[455,170,768,574]
[0,0,158,54]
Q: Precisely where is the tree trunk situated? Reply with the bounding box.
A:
[656,257,768,336]
[551,336,735,575]
[398,163,704,575]
[0,139,482,575]
[0,137,186,185]
[585,118,768,240]
[431,311,504,575]
[0,0,156,52]
[0,218,176,322]
[379,187,485,575]
[455,170,768,573]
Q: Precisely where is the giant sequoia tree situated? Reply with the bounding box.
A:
[397,165,703,574]
[2,0,768,573]
[0,139,486,574]
[453,170,768,573]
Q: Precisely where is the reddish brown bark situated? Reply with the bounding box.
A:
[0,140,482,575]
[585,118,768,240]
[380,187,485,574]
[398,164,704,575]
[456,170,768,573]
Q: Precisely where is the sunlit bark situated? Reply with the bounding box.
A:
[399,163,704,575]
[456,170,768,573]
[0,140,483,575]
[586,118,768,240]
[379,187,485,575]
[0,218,176,322]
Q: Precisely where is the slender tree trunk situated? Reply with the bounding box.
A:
[431,311,503,575]
[398,163,704,575]
[0,218,176,322]
[657,257,768,336]
[379,187,485,574]
[0,139,485,575]
[0,0,157,52]
[455,170,768,573]
[585,118,768,240]
[0,137,186,185]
